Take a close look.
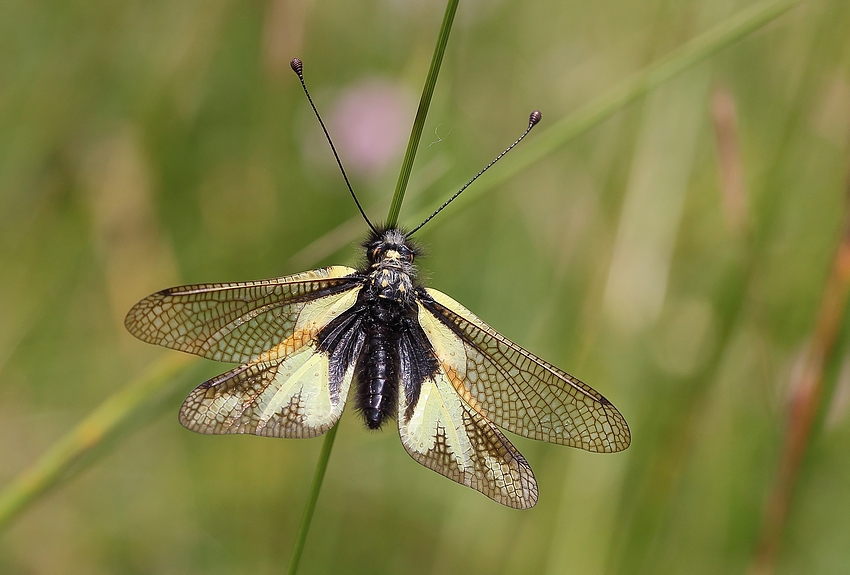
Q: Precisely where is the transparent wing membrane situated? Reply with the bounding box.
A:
[420,288,630,453]
[180,338,356,438]
[125,266,360,363]
[397,367,538,509]
[125,249,628,508]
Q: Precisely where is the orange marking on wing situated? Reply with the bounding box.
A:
[252,328,316,365]
[441,362,487,417]
[216,328,319,432]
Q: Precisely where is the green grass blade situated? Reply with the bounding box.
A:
[285,423,339,575]
[386,0,459,228]
[275,0,800,261]
[0,354,197,531]
[0,0,799,550]
[408,0,800,231]
[285,1,458,572]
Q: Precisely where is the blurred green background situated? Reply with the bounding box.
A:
[2,0,850,573]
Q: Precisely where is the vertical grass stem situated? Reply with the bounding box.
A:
[285,1,458,571]
[285,424,340,575]
[748,163,850,575]
[386,0,459,228]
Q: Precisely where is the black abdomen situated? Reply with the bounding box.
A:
[355,316,400,429]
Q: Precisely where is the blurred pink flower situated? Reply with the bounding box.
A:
[329,79,414,177]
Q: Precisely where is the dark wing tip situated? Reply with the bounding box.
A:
[605,404,631,452]
[619,418,632,450]
[123,291,166,340]
[516,474,539,509]
[124,298,150,338]
[123,304,137,332]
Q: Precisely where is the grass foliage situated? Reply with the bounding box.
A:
[1,0,850,574]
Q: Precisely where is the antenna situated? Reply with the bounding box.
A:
[290,58,377,234]
[408,110,542,235]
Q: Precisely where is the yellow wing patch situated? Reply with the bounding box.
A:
[398,365,538,509]
[180,341,355,438]
[178,284,361,438]
[125,265,359,363]
[420,289,630,453]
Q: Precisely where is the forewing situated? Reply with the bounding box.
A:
[180,340,356,438]
[397,367,538,509]
[418,288,630,453]
[125,266,360,363]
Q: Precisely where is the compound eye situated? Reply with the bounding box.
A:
[372,246,383,261]
[399,246,414,262]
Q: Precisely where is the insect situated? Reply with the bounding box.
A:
[125,58,630,509]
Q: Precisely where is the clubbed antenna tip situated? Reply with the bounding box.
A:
[289,56,377,233]
[290,58,303,76]
[408,109,543,235]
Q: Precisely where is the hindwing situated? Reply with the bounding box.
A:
[124,266,361,363]
[178,285,365,438]
[397,362,538,508]
[180,343,355,438]
[418,288,630,453]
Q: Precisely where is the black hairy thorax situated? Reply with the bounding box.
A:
[363,227,418,305]
[315,228,439,430]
